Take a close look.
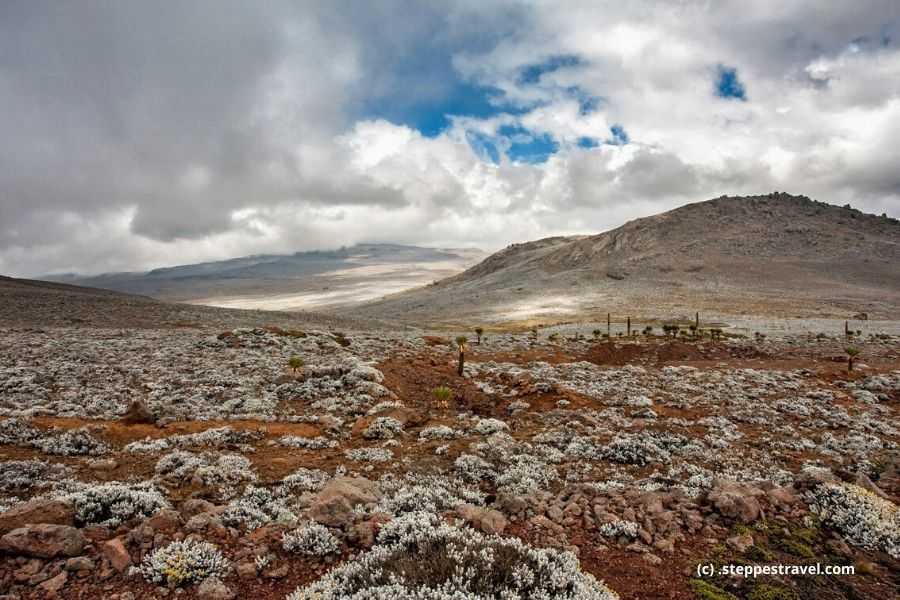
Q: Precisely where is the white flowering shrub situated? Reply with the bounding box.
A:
[0,460,68,493]
[53,481,170,526]
[276,435,339,449]
[496,455,558,496]
[280,467,331,494]
[154,450,256,490]
[0,420,108,456]
[374,474,485,517]
[418,425,459,441]
[221,485,297,530]
[138,539,231,586]
[125,427,262,453]
[454,454,496,483]
[31,428,111,456]
[0,418,38,445]
[363,417,403,440]
[598,520,639,539]
[283,522,341,556]
[808,482,899,558]
[345,447,393,462]
[473,418,509,435]
[601,433,671,466]
[285,511,618,600]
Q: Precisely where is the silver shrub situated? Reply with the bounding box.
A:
[137,539,231,586]
[52,480,170,527]
[285,511,618,599]
[282,522,341,556]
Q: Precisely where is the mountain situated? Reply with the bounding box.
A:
[45,243,484,311]
[344,193,900,326]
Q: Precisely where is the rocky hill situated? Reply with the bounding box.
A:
[0,275,381,330]
[346,193,900,325]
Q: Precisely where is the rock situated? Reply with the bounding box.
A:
[87,458,118,471]
[706,481,763,523]
[145,509,183,532]
[264,564,289,579]
[236,562,257,579]
[766,486,799,508]
[120,399,155,424]
[726,533,754,553]
[0,524,85,558]
[197,577,236,600]
[102,537,132,572]
[180,499,217,519]
[186,512,224,533]
[547,505,564,523]
[37,571,67,594]
[456,504,508,535]
[643,553,662,565]
[308,477,378,527]
[0,500,75,534]
[64,556,95,572]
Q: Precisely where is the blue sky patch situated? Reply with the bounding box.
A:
[497,125,559,163]
[465,130,501,164]
[607,124,630,145]
[715,65,747,100]
[518,54,583,85]
[363,81,517,138]
[577,136,599,149]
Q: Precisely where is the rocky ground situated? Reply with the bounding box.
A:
[0,322,898,599]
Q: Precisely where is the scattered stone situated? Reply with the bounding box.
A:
[197,577,236,600]
[0,500,75,534]
[102,537,132,572]
[456,504,508,535]
[0,524,85,558]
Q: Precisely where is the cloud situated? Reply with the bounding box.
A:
[0,0,899,276]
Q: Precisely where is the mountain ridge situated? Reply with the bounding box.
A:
[345,193,900,325]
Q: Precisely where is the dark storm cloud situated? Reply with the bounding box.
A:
[1,1,899,276]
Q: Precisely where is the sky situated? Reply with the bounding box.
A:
[1,1,899,277]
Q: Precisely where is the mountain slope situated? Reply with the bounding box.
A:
[346,193,900,325]
[0,275,380,330]
[45,243,484,311]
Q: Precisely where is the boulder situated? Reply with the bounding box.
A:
[308,477,378,527]
[0,524,85,558]
[456,504,508,535]
[102,537,132,572]
[144,509,183,532]
[0,500,75,534]
[706,480,764,523]
[38,571,68,594]
[120,399,155,425]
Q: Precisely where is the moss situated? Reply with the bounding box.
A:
[743,544,774,562]
[690,580,738,600]
[730,523,752,536]
[776,537,816,558]
[748,584,799,600]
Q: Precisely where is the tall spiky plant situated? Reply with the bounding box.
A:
[474,327,484,345]
[845,346,860,372]
[455,335,468,376]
